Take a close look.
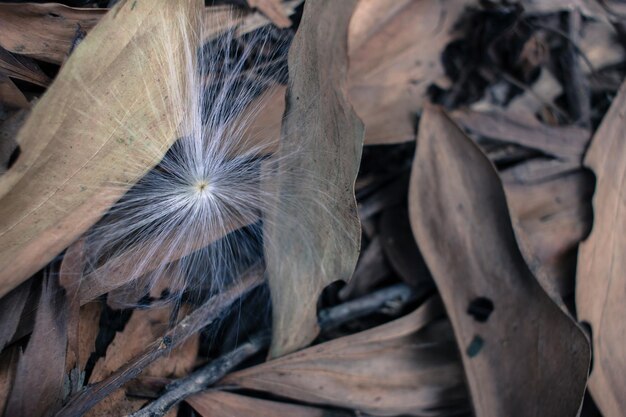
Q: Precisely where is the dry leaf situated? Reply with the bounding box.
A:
[505,169,593,303]
[348,0,473,144]
[239,0,475,147]
[5,275,68,417]
[577,80,626,417]
[0,279,32,350]
[0,46,50,87]
[264,0,364,357]
[87,305,199,417]
[0,73,29,109]
[0,0,201,298]
[408,106,589,416]
[223,297,468,416]
[452,108,590,160]
[58,268,263,416]
[187,390,326,417]
[0,345,18,414]
[247,0,292,28]
[0,3,105,65]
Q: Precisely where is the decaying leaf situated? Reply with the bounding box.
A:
[577,80,626,417]
[0,3,106,65]
[348,0,474,144]
[0,0,201,298]
[505,169,593,304]
[5,275,68,417]
[86,305,199,416]
[223,297,468,416]
[264,0,364,357]
[0,46,50,87]
[187,391,327,417]
[0,73,28,109]
[0,345,18,414]
[408,106,589,416]
[452,108,590,161]
[0,279,32,351]
[247,0,292,28]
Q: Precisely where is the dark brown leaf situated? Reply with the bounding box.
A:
[408,106,590,416]
[0,3,105,64]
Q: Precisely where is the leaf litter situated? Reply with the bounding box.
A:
[0,1,625,416]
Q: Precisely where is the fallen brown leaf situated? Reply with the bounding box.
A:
[5,275,68,417]
[247,0,292,28]
[577,80,626,417]
[187,390,326,417]
[408,106,589,416]
[0,3,105,65]
[0,45,50,87]
[264,0,364,357]
[223,297,468,416]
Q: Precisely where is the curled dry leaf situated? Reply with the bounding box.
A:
[264,0,364,357]
[86,305,199,416]
[451,108,590,161]
[247,0,292,28]
[222,297,469,416]
[0,73,28,109]
[505,169,594,304]
[408,106,590,416]
[0,279,32,351]
[0,0,201,299]
[5,275,68,417]
[348,0,474,144]
[576,80,626,417]
[240,0,475,148]
[0,46,50,87]
[0,3,106,65]
[187,391,326,417]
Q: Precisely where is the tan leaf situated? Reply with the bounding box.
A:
[264,0,364,357]
[239,0,476,149]
[451,108,590,161]
[505,170,594,303]
[348,0,473,144]
[0,0,202,298]
[5,275,68,417]
[223,297,468,416]
[408,106,590,416]
[247,0,292,28]
[187,391,326,417]
[577,80,626,416]
[0,3,105,65]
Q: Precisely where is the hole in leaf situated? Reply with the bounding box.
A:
[7,145,21,170]
[467,296,494,322]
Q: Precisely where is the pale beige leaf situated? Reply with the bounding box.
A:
[0,0,201,298]
[408,106,589,416]
[264,0,364,357]
[577,80,626,417]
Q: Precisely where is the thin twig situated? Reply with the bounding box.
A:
[128,332,270,417]
[55,265,265,417]
[319,283,418,331]
[132,282,420,417]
